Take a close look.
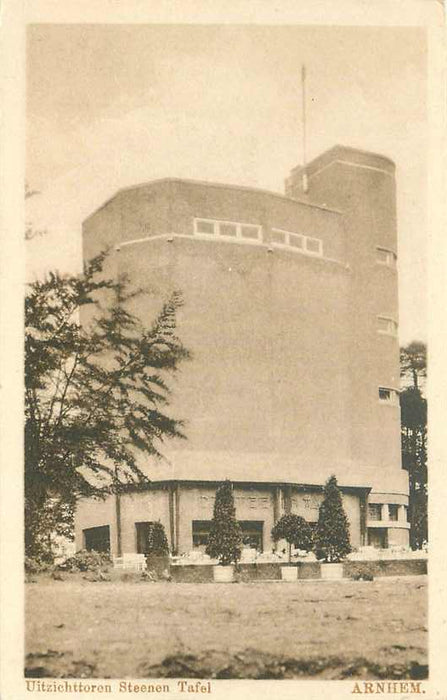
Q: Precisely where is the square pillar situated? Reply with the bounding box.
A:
[398,504,407,523]
[284,484,292,514]
[273,486,285,523]
[168,483,180,554]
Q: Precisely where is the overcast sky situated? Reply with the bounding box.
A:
[26,24,427,344]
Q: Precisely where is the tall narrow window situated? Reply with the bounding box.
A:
[135,521,155,554]
[368,504,382,521]
[388,505,399,522]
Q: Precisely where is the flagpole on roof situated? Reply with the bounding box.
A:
[301,64,309,194]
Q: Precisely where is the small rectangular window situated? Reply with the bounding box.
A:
[240,225,260,240]
[368,504,382,521]
[196,219,216,235]
[289,233,304,249]
[305,237,322,255]
[388,505,399,522]
[378,387,399,404]
[377,317,389,333]
[376,247,397,267]
[377,316,398,335]
[219,222,237,237]
[271,229,287,245]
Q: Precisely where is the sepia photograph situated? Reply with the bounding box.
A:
[1,8,443,697]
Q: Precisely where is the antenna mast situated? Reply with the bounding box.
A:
[301,64,309,194]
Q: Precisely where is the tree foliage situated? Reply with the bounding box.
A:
[271,513,313,562]
[146,521,169,556]
[400,341,427,549]
[25,251,190,559]
[313,476,351,563]
[400,341,427,391]
[205,481,242,566]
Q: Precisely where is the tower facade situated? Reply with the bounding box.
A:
[75,145,409,555]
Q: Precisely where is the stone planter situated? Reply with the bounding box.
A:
[213,565,234,583]
[320,563,344,580]
[281,565,298,581]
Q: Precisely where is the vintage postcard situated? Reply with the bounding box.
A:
[1,2,446,700]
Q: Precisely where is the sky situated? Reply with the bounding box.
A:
[26,24,428,344]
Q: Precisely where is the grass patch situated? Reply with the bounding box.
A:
[26,576,428,679]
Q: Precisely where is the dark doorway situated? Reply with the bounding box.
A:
[239,521,264,552]
[135,521,155,553]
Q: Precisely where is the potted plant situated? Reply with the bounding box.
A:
[271,513,313,581]
[314,475,351,579]
[206,481,242,582]
[145,521,170,577]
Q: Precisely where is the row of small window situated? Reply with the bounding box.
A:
[194,218,261,241]
[194,218,323,256]
[194,219,397,267]
[368,504,407,522]
[270,228,323,255]
[82,521,267,554]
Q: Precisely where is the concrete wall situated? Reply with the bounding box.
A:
[80,145,409,548]
[119,489,170,554]
[286,146,406,501]
[176,483,276,553]
[290,489,361,549]
[83,179,353,488]
[74,482,363,555]
[75,495,117,554]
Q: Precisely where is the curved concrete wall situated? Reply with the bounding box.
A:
[82,147,408,507]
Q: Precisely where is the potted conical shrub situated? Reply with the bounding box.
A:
[145,521,170,577]
[206,481,242,582]
[314,476,351,579]
[271,513,313,581]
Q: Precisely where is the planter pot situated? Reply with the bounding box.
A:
[146,554,170,577]
[281,566,298,581]
[320,563,344,580]
[213,565,234,583]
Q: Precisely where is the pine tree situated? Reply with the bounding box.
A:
[205,481,242,566]
[271,513,313,562]
[147,522,169,556]
[314,476,351,563]
[400,341,427,549]
[25,251,190,560]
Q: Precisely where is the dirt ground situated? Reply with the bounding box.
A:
[25,575,428,680]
